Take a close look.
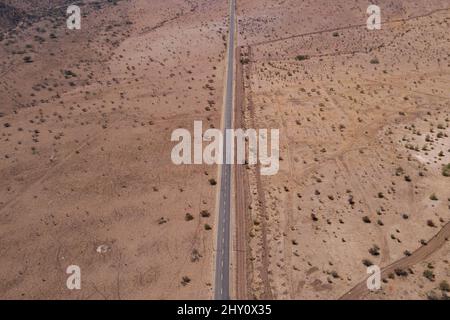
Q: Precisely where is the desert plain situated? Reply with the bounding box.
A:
[0,0,449,300]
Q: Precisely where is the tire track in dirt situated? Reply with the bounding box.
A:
[341,221,450,300]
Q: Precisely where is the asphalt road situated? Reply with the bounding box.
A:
[341,220,450,299]
[214,0,236,301]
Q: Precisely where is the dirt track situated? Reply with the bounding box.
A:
[341,221,450,300]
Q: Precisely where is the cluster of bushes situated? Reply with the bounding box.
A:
[442,163,450,177]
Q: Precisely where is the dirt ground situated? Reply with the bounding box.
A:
[0,0,228,299]
[237,0,450,300]
[1,0,449,301]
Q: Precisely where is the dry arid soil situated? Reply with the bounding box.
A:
[237,0,450,300]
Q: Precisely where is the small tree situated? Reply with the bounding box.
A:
[423,269,435,282]
[394,268,408,277]
[442,164,450,177]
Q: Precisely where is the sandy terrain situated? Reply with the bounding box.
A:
[236,0,450,300]
[0,0,228,299]
[1,0,449,301]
